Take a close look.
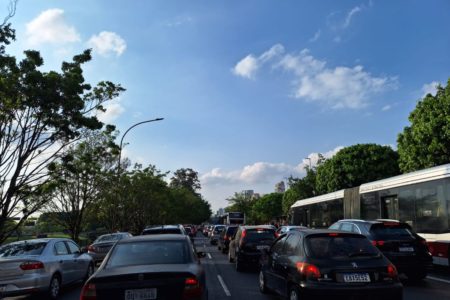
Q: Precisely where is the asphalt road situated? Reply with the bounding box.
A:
[5,233,450,300]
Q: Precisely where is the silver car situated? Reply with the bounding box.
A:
[0,238,94,299]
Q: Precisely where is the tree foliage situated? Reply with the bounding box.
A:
[282,167,317,215]
[0,25,124,243]
[169,168,201,194]
[315,144,400,194]
[398,79,450,172]
[252,193,283,223]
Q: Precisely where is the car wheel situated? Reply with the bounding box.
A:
[218,245,221,251]
[228,250,234,263]
[289,286,300,300]
[85,263,94,281]
[48,274,61,299]
[259,270,269,294]
[221,247,227,254]
[235,255,243,272]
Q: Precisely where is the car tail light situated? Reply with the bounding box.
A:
[20,261,44,271]
[224,235,229,241]
[182,277,202,299]
[80,283,97,300]
[387,264,398,279]
[87,245,96,253]
[328,233,339,237]
[371,240,385,246]
[241,229,247,238]
[296,262,321,279]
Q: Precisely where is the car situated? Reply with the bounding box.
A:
[329,219,433,281]
[184,226,195,239]
[0,238,94,299]
[228,225,276,271]
[259,230,403,300]
[209,225,225,245]
[218,226,238,254]
[80,234,208,300]
[87,232,132,264]
[275,225,308,237]
[141,225,187,236]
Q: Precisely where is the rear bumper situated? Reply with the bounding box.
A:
[387,256,433,274]
[300,281,403,300]
[0,273,51,297]
[237,251,262,266]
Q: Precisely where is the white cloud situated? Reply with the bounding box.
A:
[232,44,285,79]
[97,99,125,123]
[164,16,193,27]
[234,45,397,109]
[343,6,362,28]
[88,31,127,57]
[382,105,391,111]
[25,9,80,46]
[309,30,321,42]
[421,81,440,97]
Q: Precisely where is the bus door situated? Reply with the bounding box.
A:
[381,196,399,220]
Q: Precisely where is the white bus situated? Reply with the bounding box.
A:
[290,163,450,267]
[221,212,245,225]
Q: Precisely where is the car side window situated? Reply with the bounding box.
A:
[271,236,287,254]
[340,223,353,232]
[329,223,340,230]
[66,241,80,254]
[283,234,301,256]
[54,241,69,255]
[295,236,305,256]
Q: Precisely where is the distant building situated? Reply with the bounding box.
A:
[275,181,286,193]
[241,190,254,198]
[217,208,225,217]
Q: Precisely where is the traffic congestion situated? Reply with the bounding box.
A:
[1,220,450,300]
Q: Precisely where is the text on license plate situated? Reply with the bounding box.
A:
[399,247,414,252]
[125,288,157,300]
[257,245,269,250]
[343,273,370,283]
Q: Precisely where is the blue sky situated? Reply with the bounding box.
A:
[3,0,450,211]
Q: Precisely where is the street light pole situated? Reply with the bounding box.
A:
[117,118,164,175]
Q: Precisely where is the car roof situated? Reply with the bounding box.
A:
[2,238,72,245]
[290,229,365,237]
[240,225,275,230]
[336,219,406,225]
[144,225,180,230]
[118,234,189,243]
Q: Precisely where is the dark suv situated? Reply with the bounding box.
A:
[228,225,276,271]
[259,230,403,300]
[218,225,238,254]
[329,219,432,281]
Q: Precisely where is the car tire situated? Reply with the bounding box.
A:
[218,245,221,251]
[289,285,300,300]
[48,274,61,300]
[235,255,243,272]
[221,247,227,254]
[259,270,269,294]
[84,263,95,282]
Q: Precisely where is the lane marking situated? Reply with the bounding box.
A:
[217,275,231,297]
[207,253,212,259]
[427,276,450,284]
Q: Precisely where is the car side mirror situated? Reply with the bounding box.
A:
[197,251,206,258]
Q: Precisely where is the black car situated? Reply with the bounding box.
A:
[259,230,403,300]
[329,219,433,281]
[141,225,186,235]
[228,225,276,271]
[80,234,207,300]
[217,226,238,254]
[87,232,133,264]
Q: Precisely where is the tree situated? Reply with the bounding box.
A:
[315,144,400,194]
[0,25,124,243]
[282,168,316,215]
[252,193,283,223]
[398,79,450,172]
[226,192,256,223]
[169,168,201,194]
[45,127,119,242]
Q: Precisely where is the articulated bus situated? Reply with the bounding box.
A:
[220,212,246,225]
[290,163,450,267]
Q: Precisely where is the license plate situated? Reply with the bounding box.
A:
[257,245,269,250]
[399,247,414,252]
[125,288,157,300]
[343,273,370,283]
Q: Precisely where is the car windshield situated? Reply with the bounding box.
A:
[369,224,415,240]
[0,241,47,257]
[107,241,192,268]
[214,226,225,233]
[95,234,122,243]
[244,229,275,242]
[143,228,182,235]
[306,235,379,259]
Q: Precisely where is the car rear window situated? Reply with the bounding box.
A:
[369,224,415,240]
[95,234,122,243]
[305,235,378,259]
[214,226,225,233]
[142,228,182,235]
[107,241,191,267]
[0,242,47,257]
[227,227,238,235]
[244,229,275,242]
